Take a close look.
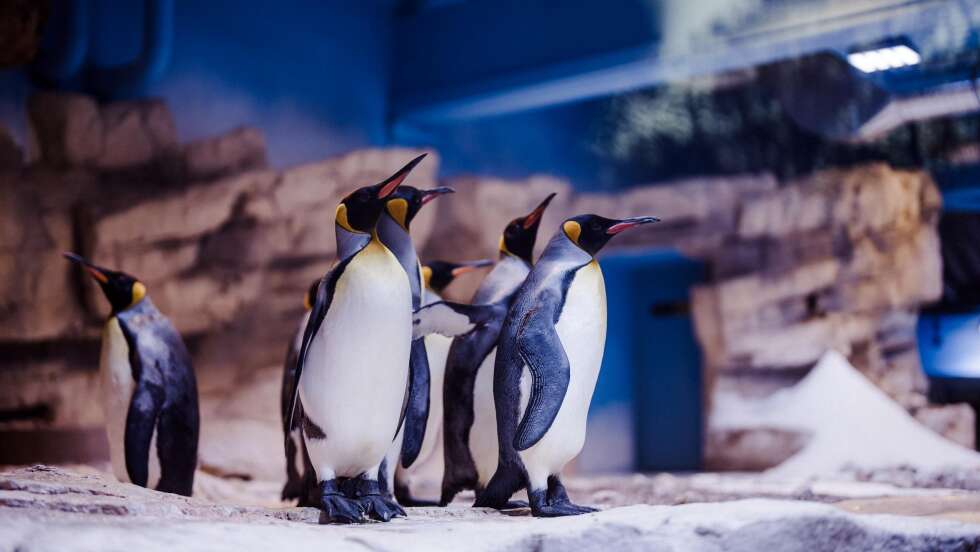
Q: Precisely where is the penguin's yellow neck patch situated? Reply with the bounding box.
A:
[386,198,409,230]
[563,220,582,244]
[498,235,512,257]
[421,266,433,289]
[303,290,313,311]
[130,282,146,307]
[335,204,357,233]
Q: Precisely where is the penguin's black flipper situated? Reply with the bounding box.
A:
[412,301,500,339]
[513,304,570,452]
[400,338,430,468]
[124,380,164,488]
[118,306,199,496]
[440,316,505,505]
[287,260,349,434]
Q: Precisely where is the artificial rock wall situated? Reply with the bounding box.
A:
[0,93,436,474]
[425,163,963,467]
[0,92,963,474]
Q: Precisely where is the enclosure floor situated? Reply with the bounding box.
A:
[1,465,978,551]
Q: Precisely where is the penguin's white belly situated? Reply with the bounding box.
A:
[518,262,606,489]
[470,347,499,487]
[300,242,412,480]
[100,318,160,488]
[395,333,450,497]
[416,333,450,467]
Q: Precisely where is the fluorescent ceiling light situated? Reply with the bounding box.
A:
[847,45,920,73]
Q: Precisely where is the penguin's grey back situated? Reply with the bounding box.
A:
[378,213,422,308]
[107,298,199,495]
[471,255,531,306]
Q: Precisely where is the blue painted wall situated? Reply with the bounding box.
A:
[918,311,980,380]
[578,248,705,473]
[2,0,394,168]
[397,98,620,192]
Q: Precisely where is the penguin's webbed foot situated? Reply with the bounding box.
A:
[359,494,407,521]
[529,488,596,518]
[318,480,365,524]
[350,479,406,522]
[502,500,529,509]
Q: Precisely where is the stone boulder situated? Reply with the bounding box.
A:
[27,93,179,171]
[182,126,267,182]
[0,169,98,341]
[2,98,438,446]
[95,99,178,170]
[28,92,104,167]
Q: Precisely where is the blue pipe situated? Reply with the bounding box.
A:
[87,0,174,99]
[32,0,90,83]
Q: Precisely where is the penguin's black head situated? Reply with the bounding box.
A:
[336,153,426,234]
[302,279,321,311]
[500,193,556,265]
[423,258,494,293]
[562,214,661,257]
[63,252,147,314]
[384,185,454,230]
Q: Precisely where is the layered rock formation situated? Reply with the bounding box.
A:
[0,91,964,476]
[424,164,958,466]
[0,93,435,472]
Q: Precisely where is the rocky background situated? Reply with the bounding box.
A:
[0,93,969,480]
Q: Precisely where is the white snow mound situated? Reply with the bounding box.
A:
[713,350,980,478]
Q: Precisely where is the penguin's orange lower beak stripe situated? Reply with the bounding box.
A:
[86,266,109,283]
[451,265,478,276]
[379,173,407,199]
[522,193,557,229]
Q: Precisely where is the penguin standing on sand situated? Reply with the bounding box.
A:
[393,259,494,504]
[287,155,421,524]
[474,214,659,517]
[280,279,319,503]
[440,193,556,506]
[64,253,199,497]
[373,183,455,504]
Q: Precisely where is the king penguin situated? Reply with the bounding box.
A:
[393,258,494,505]
[373,183,455,505]
[286,155,422,523]
[474,214,659,517]
[280,279,319,503]
[64,253,200,497]
[440,193,556,506]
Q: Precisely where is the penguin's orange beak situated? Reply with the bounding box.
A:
[521,192,557,229]
[378,153,427,199]
[63,252,109,283]
[606,216,661,235]
[421,186,454,206]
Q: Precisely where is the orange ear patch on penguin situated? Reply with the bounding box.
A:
[131,282,147,307]
[563,220,581,244]
[386,198,410,228]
